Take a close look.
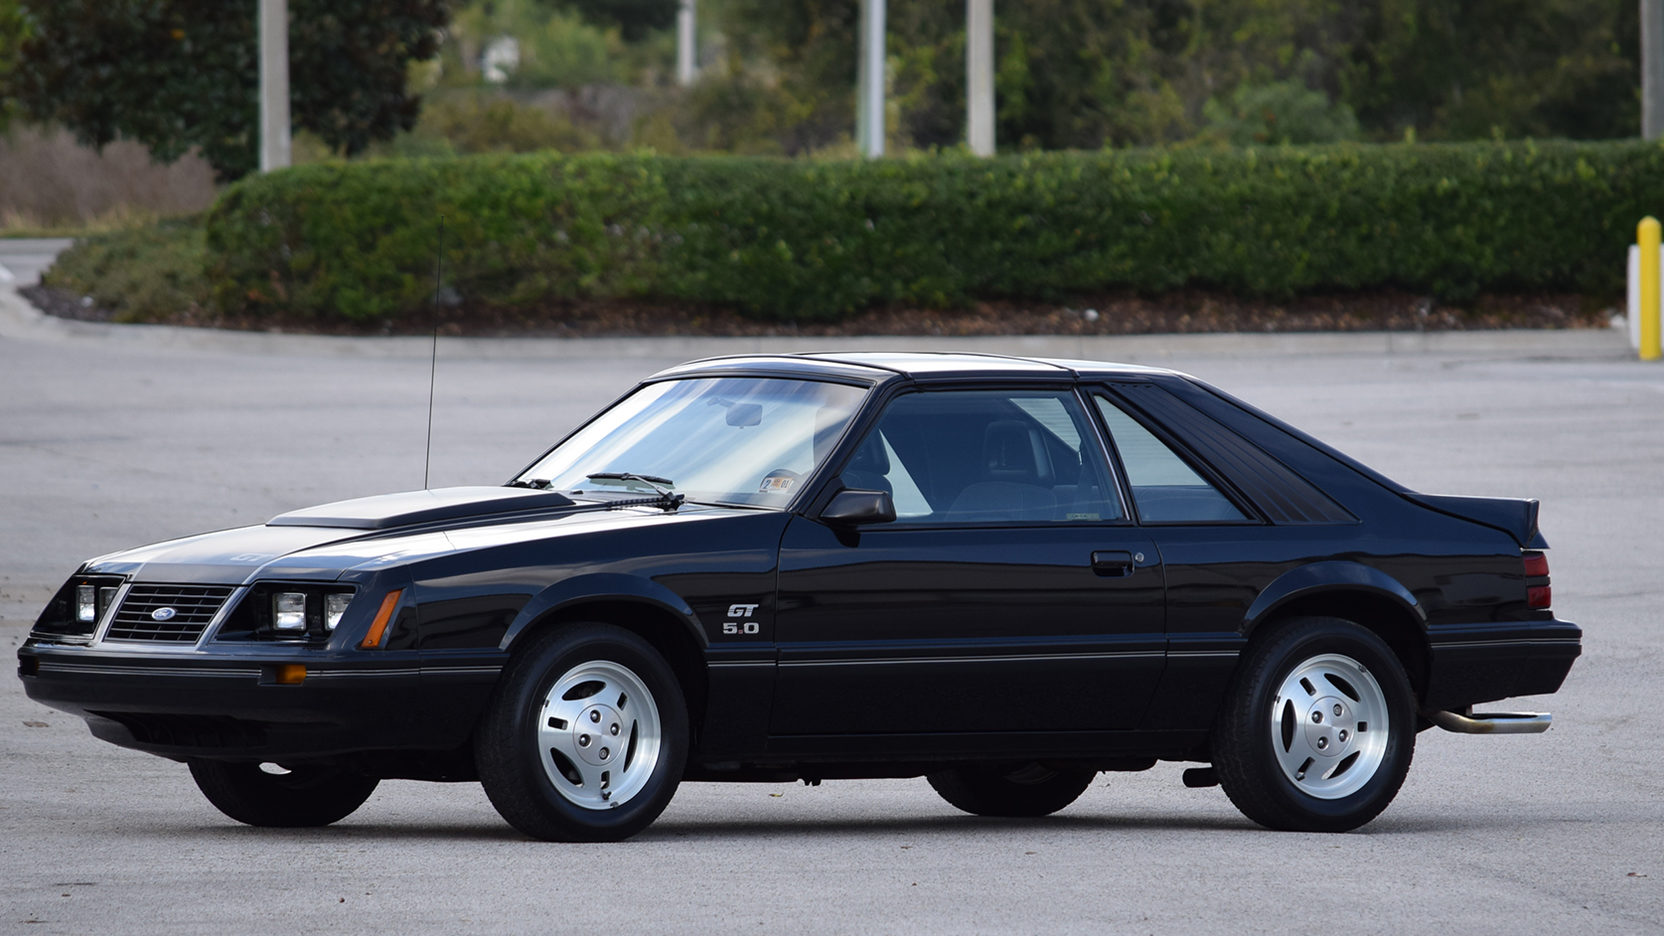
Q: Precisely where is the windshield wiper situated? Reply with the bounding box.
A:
[586,472,675,495]
[585,472,684,510]
[506,478,552,489]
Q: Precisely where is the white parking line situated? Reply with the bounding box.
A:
[0,261,14,283]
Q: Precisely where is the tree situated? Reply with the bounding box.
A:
[3,0,448,181]
[715,0,1358,152]
[711,0,1638,153]
[1342,0,1638,141]
[0,0,29,130]
[1204,80,1360,145]
[546,0,677,42]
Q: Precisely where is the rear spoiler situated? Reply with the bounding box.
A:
[1404,493,1548,549]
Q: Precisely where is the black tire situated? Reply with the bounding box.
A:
[1213,616,1416,832]
[188,760,378,828]
[475,623,688,842]
[927,763,1097,818]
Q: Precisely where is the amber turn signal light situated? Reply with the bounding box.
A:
[359,589,404,649]
[274,664,306,685]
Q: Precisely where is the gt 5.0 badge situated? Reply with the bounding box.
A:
[721,603,760,636]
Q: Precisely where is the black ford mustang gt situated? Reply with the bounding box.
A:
[18,352,1580,840]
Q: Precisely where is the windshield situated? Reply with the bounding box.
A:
[520,376,868,507]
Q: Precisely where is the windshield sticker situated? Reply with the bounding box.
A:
[758,472,798,494]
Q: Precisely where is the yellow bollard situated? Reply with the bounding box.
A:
[1642,217,1662,361]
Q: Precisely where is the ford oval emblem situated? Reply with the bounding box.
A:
[151,607,177,621]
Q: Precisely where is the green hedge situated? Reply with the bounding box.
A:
[44,216,209,322]
[205,141,1664,322]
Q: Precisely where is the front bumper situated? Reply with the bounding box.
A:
[1422,617,1582,712]
[18,642,500,762]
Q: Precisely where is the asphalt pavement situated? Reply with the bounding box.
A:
[0,238,73,288]
[0,262,1659,934]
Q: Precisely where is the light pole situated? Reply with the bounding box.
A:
[966,0,994,156]
[259,0,291,172]
[677,0,697,87]
[857,0,886,158]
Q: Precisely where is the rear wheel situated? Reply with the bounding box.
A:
[188,760,378,827]
[927,763,1097,818]
[476,623,687,842]
[1213,616,1415,832]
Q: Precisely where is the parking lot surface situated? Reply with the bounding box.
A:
[1,306,1658,934]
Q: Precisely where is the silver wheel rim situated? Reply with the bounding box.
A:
[536,660,662,810]
[1269,652,1389,800]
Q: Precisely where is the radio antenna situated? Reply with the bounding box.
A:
[423,216,443,490]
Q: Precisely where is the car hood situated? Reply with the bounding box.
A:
[82,486,748,585]
[267,486,577,530]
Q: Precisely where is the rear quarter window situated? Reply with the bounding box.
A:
[1099,383,1356,525]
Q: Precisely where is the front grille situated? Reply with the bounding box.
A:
[104,585,235,643]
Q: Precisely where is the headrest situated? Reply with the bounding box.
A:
[849,432,891,474]
[983,420,1051,483]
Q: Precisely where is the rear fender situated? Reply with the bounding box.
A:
[1243,561,1425,637]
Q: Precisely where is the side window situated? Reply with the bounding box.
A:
[839,389,1125,524]
[1094,396,1249,523]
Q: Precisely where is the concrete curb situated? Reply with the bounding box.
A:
[0,279,1633,362]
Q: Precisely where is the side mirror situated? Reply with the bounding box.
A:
[821,489,896,526]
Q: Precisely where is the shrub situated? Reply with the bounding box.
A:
[204,140,1664,323]
[207,154,662,321]
[43,216,208,322]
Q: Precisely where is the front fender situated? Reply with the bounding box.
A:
[502,573,706,651]
[1242,561,1424,635]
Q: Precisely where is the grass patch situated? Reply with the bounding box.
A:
[41,216,210,323]
[0,205,171,239]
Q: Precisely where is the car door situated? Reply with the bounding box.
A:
[770,385,1166,744]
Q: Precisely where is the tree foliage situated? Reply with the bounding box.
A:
[4,0,448,181]
[543,0,677,43]
[0,0,27,129]
[708,0,1641,153]
[1204,81,1360,146]
[1343,0,1638,141]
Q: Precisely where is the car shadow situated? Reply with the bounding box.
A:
[639,810,1479,841]
[126,808,1480,843]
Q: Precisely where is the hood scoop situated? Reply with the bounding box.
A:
[268,486,576,531]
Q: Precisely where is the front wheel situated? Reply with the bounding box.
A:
[475,623,688,842]
[188,760,379,827]
[1212,616,1415,832]
[927,763,1097,818]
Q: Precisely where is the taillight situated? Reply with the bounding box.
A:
[1523,551,1551,609]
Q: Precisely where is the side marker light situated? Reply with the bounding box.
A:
[360,589,404,649]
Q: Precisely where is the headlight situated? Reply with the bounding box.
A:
[324,592,352,631]
[213,584,359,642]
[250,585,358,639]
[273,592,308,632]
[32,575,125,641]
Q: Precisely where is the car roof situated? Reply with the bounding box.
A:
[650,351,1183,384]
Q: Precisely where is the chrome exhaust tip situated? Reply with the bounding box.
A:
[1426,709,1553,734]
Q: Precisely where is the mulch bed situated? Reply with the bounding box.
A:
[22,284,1609,338]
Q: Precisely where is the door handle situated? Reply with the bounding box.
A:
[1091,550,1136,577]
